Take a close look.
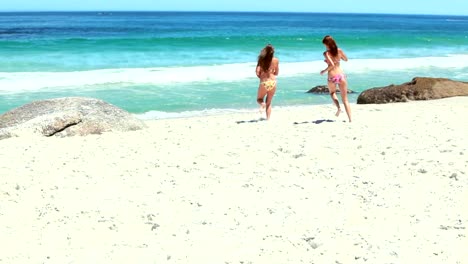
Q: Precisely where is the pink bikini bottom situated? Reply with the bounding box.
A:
[328,73,346,84]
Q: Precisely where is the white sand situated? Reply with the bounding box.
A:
[1,97,467,263]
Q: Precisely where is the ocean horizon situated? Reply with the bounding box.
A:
[1,11,467,119]
[1,11,467,15]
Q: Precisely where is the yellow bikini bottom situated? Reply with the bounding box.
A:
[261,80,276,91]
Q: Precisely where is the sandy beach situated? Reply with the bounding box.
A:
[1,97,467,263]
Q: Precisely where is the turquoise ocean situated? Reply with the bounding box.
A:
[1,12,467,119]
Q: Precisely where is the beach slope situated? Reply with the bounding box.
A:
[1,97,467,263]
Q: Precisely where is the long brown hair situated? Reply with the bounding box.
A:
[257,44,274,72]
[322,35,338,57]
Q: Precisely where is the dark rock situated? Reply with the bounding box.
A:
[357,77,468,104]
[307,85,355,94]
[0,97,146,139]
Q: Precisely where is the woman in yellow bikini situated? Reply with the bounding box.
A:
[256,44,279,120]
[320,35,352,122]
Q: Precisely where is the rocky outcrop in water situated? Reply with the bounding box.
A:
[307,85,355,94]
[0,97,146,139]
[357,77,468,104]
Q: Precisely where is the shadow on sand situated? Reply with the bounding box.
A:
[293,119,335,125]
[236,118,267,124]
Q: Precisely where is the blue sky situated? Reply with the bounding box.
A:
[1,0,467,16]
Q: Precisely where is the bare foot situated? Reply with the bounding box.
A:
[259,102,266,114]
[335,108,342,117]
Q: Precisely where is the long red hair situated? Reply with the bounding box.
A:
[322,35,338,57]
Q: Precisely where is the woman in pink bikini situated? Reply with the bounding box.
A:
[256,44,279,120]
[320,35,352,122]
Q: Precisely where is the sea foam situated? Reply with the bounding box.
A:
[1,55,467,93]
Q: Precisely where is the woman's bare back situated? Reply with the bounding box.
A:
[256,57,279,81]
[324,49,347,76]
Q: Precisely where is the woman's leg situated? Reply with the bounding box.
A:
[265,86,276,120]
[338,79,352,122]
[328,81,341,116]
[257,84,267,112]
